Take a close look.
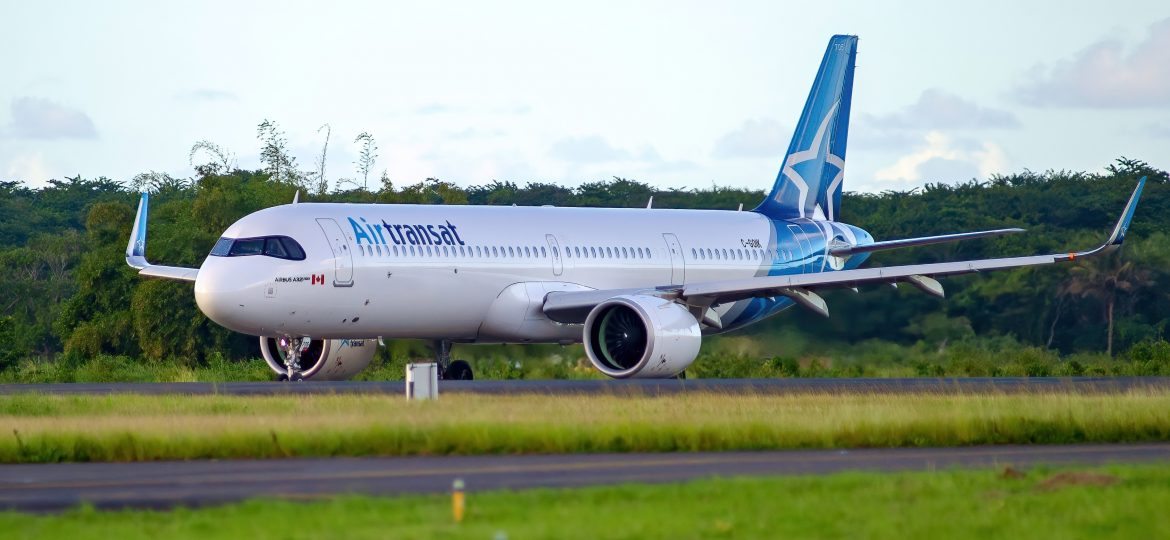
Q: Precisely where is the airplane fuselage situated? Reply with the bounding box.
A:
[194,203,874,342]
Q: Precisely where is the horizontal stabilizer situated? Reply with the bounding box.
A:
[829,228,1024,257]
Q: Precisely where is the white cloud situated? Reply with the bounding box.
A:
[1143,122,1170,138]
[865,89,1020,130]
[1014,17,1170,108]
[416,103,453,115]
[5,97,97,139]
[6,153,52,185]
[177,89,238,102]
[549,135,630,163]
[712,118,789,158]
[874,131,1007,184]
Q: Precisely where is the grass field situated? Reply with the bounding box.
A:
[2,464,1167,539]
[2,390,1169,463]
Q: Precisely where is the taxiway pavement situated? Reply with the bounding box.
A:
[1,443,1167,511]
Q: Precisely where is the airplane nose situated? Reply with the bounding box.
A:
[195,260,260,334]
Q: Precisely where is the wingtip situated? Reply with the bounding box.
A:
[1106,176,1146,247]
[125,190,151,269]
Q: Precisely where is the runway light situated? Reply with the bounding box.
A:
[452,478,465,523]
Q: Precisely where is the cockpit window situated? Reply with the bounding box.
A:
[210,236,307,261]
[264,237,288,258]
[229,238,265,256]
[210,237,233,256]
[280,237,305,260]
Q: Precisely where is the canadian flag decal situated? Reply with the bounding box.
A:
[311,274,325,285]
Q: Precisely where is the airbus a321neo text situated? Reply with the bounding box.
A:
[126,35,1146,381]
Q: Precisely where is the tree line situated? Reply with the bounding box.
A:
[0,142,1167,371]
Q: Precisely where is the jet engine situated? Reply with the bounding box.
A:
[583,295,702,378]
[259,337,377,380]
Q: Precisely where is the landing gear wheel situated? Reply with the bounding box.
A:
[277,335,308,383]
[445,360,474,380]
[675,370,687,380]
[276,373,289,382]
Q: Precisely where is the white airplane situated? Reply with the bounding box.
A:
[126,35,1146,381]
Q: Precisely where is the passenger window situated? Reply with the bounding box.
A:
[575,247,581,258]
[524,246,531,258]
[542,246,548,258]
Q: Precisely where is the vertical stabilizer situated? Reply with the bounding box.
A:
[754,35,857,221]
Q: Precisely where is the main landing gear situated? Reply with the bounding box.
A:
[277,336,309,382]
[434,339,474,380]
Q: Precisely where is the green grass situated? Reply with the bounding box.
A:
[2,391,1169,463]
[7,333,1170,383]
[2,464,1168,539]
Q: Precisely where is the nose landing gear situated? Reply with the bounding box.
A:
[278,336,310,382]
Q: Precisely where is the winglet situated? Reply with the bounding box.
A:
[124,192,201,282]
[126,192,150,269]
[1060,177,1146,260]
[1105,176,1145,247]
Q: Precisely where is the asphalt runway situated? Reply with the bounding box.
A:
[1,377,1169,396]
[2,443,1167,511]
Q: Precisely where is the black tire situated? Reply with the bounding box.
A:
[675,370,687,380]
[291,373,305,382]
[276,373,289,382]
[445,360,474,380]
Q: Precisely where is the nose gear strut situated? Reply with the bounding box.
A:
[279,336,310,382]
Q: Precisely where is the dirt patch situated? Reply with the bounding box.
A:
[1036,471,1119,491]
[1001,466,1026,479]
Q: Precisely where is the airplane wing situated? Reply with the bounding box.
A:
[543,178,1146,324]
[827,228,1024,257]
[125,192,201,283]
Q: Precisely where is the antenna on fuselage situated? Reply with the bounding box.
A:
[293,190,300,204]
[646,196,653,209]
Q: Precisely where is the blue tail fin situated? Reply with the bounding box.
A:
[754,35,857,221]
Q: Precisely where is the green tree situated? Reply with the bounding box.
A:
[257,119,300,185]
[54,202,139,359]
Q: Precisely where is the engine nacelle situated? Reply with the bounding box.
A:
[259,337,377,380]
[583,295,702,379]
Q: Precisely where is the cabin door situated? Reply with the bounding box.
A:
[662,233,685,285]
[316,218,354,287]
[545,234,563,276]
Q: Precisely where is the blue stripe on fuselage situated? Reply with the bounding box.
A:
[720,219,871,331]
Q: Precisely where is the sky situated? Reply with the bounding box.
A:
[2,0,1168,196]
